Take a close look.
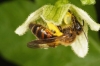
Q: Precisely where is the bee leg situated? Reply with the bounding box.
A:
[47,43,56,48]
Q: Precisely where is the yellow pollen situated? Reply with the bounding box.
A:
[47,23,63,36]
[64,12,72,24]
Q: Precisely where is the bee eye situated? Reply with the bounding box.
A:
[76,22,82,31]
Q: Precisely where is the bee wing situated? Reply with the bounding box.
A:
[70,32,88,58]
[27,40,49,49]
[27,38,56,49]
[70,24,88,58]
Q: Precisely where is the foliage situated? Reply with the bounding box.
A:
[0,0,100,66]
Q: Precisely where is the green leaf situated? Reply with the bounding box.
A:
[0,0,100,66]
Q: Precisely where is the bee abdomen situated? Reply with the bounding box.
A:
[29,23,53,39]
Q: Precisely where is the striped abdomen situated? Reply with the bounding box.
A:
[29,23,53,39]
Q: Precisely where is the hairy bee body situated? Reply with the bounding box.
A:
[29,23,55,39]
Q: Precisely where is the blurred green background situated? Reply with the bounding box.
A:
[0,0,100,66]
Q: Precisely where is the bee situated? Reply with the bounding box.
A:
[29,23,55,39]
[27,11,85,49]
[28,23,60,48]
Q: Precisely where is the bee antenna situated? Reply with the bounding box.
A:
[82,20,88,42]
[83,30,88,42]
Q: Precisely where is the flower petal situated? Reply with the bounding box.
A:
[41,4,71,25]
[71,33,88,58]
[70,23,88,58]
[15,6,45,36]
[80,0,96,5]
[70,4,100,31]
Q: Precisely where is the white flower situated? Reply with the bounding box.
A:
[15,3,100,58]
